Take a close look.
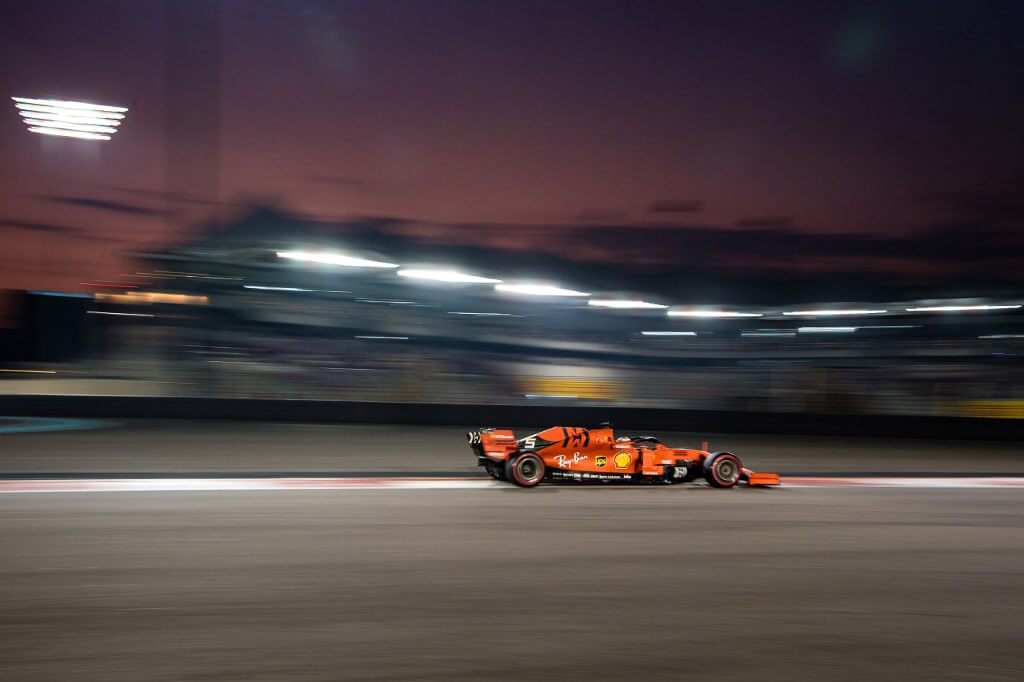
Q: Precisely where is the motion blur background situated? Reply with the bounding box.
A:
[4,5,1024,681]
[1,0,1023,419]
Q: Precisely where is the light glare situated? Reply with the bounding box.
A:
[783,309,887,316]
[243,285,311,292]
[589,299,667,309]
[276,250,398,269]
[22,118,118,134]
[27,127,110,141]
[87,310,155,318]
[906,305,1021,312]
[668,310,762,318]
[15,103,125,121]
[495,283,590,297]
[14,97,128,142]
[12,96,128,113]
[397,269,501,284]
[798,326,857,333]
[641,331,697,336]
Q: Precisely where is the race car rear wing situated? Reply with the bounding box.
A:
[467,428,517,459]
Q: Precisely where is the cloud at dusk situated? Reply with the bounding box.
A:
[42,195,167,217]
[0,219,89,237]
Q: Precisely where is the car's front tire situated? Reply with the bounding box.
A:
[506,452,545,488]
[704,452,742,488]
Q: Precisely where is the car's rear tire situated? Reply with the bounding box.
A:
[506,452,545,488]
[704,452,742,488]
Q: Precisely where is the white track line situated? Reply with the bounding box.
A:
[0,478,498,494]
[1,477,1023,494]
[783,477,1024,489]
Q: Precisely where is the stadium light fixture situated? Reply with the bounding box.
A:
[13,97,128,141]
[495,283,590,297]
[589,299,668,310]
[782,309,887,317]
[667,310,762,318]
[276,250,398,269]
[905,304,1021,312]
[397,269,502,284]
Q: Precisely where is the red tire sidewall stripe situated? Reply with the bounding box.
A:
[515,454,543,485]
[712,454,740,485]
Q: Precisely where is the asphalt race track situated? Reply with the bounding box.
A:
[1,420,1023,681]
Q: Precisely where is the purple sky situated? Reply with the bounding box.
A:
[1,0,1023,293]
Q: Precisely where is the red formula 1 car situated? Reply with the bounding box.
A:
[467,423,780,489]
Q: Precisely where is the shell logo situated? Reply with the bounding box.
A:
[613,452,632,469]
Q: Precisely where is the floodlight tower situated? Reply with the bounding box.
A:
[12,97,129,141]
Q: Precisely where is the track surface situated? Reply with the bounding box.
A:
[1,421,1023,680]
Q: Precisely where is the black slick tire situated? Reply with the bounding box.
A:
[704,452,742,488]
[506,452,545,488]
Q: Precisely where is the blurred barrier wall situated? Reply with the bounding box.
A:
[1,395,1023,440]
[955,400,1024,419]
[5,289,1021,419]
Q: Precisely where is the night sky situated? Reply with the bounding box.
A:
[1,0,1023,298]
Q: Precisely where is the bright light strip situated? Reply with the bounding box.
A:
[589,299,667,309]
[783,309,887,317]
[667,310,762,318]
[447,311,516,317]
[397,269,501,284]
[0,368,58,374]
[641,331,696,336]
[13,97,127,113]
[742,332,796,337]
[22,118,118,134]
[15,105,125,123]
[94,291,207,305]
[906,304,1021,312]
[495,283,590,297]
[354,335,409,340]
[243,285,311,292]
[276,250,398,269]
[27,127,110,141]
[525,394,578,399]
[87,310,155,317]
[798,326,857,333]
[978,334,1024,339]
